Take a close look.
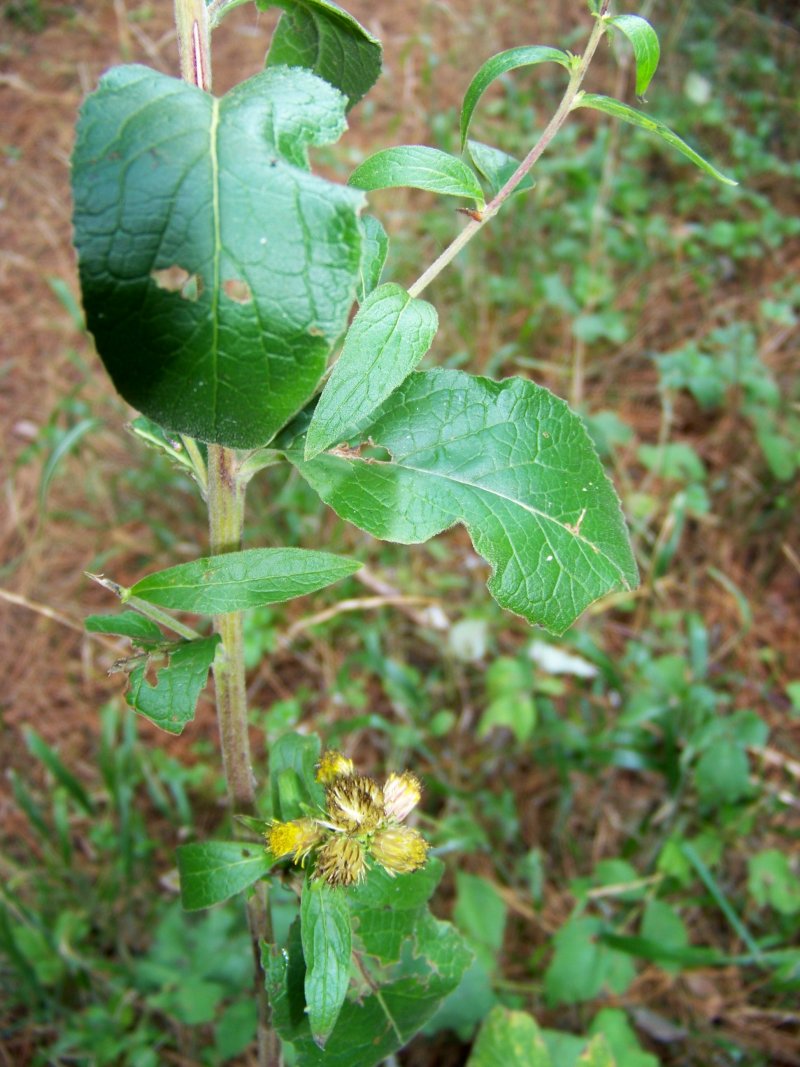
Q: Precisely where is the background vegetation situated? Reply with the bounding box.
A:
[1,0,798,1063]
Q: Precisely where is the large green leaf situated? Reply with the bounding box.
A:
[574,93,737,185]
[177,841,275,911]
[607,15,660,97]
[72,65,365,448]
[466,1005,552,1067]
[280,370,638,634]
[349,146,485,205]
[266,908,471,1067]
[305,283,438,460]
[460,46,572,148]
[125,635,220,734]
[129,548,361,614]
[301,881,353,1047]
[263,0,382,109]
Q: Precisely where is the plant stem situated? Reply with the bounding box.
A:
[207,446,281,1067]
[171,4,279,1062]
[408,0,611,300]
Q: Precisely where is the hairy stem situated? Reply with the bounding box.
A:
[408,0,611,300]
[207,447,280,1067]
[171,4,279,1062]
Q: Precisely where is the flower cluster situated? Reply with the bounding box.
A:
[266,751,428,887]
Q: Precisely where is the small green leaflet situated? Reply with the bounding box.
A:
[270,731,326,821]
[574,93,737,185]
[262,0,382,109]
[72,65,365,448]
[301,881,353,1047]
[467,141,534,200]
[281,370,638,635]
[129,548,361,614]
[349,146,485,207]
[358,215,389,300]
[306,283,438,460]
[85,610,164,646]
[125,635,220,735]
[607,14,660,97]
[466,1005,551,1067]
[460,46,572,148]
[177,841,275,911]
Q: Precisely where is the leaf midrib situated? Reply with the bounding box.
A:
[352,454,631,583]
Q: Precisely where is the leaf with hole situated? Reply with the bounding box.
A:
[460,46,572,148]
[129,548,361,614]
[72,64,365,447]
[125,634,220,734]
[306,283,438,460]
[349,146,485,206]
[281,370,638,634]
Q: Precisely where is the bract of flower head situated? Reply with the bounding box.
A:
[370,826,429,876]
[315,834,367,887]
[383,771,422,823]
[325,775,384,834]
[267,818,323,865]
[316,749,355,785]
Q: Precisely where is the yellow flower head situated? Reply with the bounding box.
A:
[325,775,385,834]
[267,818,323,865]
[370,826,429,876]
[315,835,367,887]
[316,749,355,785]
[383,771,422,823]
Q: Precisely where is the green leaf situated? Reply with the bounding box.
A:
[301,881,353,1047]
[466,1005,551,1067]
[453,872,507,973]
[72,65,365,448]
[126,634,220,734]
[23,729,95,815]
[85,610,165,646]
[270,731,326,820]
[460,46,572,148]
[348,857,443,914]
[305,283,439,460]
[748,850,800,916]
[607,14,660,97]
[267,909,471,1067]
[544,916,635,1007]
[578,1032,618,1067]
[349,146,485,206]
[177,841,274,911]
[281,370,638,635]
[129,548,361,613]
[574,93,737,185]
[358,214,389,300]
[640,900,688,975]
[478,694,537,743]
[588,1009,656,1067]
[466,140,534,200]
[263,0,382,109]
[695,739,750,805]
